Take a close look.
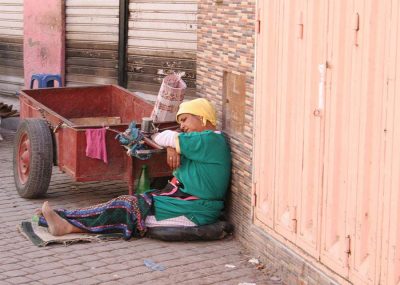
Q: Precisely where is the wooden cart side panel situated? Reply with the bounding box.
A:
[57,126,78,177]
[22,86,114,119]
[20,85,155,122]
[18,85,171,186]
[71,129,125,181]
[110,85,153,124]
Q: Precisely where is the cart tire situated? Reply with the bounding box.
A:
[13,119,53,198]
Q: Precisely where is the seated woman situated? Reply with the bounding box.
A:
[37,98,232,239]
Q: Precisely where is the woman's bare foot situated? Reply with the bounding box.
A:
[34,208,42,216]
[41,201,81,236]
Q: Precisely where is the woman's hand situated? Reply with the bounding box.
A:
[166,147,180,170]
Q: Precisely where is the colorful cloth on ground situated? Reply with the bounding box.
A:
[153,130,232,225]
[39,194,152,240]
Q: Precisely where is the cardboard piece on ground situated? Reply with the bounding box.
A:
[18,221,122,247]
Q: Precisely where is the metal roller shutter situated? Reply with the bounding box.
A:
[0,0,23,96]
[127,0,197,96]
[65,0,119,86]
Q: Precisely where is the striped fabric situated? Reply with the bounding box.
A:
[145,215,196,228]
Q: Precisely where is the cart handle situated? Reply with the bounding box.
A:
[143,137,163,150]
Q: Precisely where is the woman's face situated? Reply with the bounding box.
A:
[178,114,204,133]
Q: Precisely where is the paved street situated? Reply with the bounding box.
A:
[0,96,271,285]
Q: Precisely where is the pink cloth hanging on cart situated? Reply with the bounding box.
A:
[85,128,108,163]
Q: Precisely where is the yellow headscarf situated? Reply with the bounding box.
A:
[176,98,217,127]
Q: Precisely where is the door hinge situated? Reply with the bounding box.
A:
[252,183,257,207]
[345,235,351,267]
[291,206,297,233]
[353,13,360,46]
[292,219,298,234]
[297,12,303,39]
[346,235,351,255]
[256,8,261,34]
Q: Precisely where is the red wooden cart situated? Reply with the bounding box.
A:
[13,85,175,198]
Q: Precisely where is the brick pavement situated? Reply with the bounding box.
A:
[0,96,271,285]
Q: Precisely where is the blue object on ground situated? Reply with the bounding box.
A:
[143,259,165,271]
[30,74,63,89]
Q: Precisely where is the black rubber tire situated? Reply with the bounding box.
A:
[13,119,53,198]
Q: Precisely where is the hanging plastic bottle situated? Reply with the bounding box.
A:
[136,165,150,194]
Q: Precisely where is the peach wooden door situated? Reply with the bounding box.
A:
[319,0,355,277]
[321,0,391,282]
[273,0,305,243]
[254,0,397,283]
[381,1,400,284]
[254,0,327,256]
[347,1,390,284]
[253,0,279,229]
[294,0,327,258]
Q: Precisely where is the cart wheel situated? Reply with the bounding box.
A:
[13,119,53,198]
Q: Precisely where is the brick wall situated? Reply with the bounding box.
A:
[197,0,255,236]
[196,1,340,284]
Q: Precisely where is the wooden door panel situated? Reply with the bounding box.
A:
[320,0,355,277]
[381,1,400,284]
[254,0,279,228]
[273,0,304,241]
[295,0,327,258]
[347,0,390,284]
[254,1,397,284]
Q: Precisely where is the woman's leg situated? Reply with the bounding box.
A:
[41,201,85,236]
[38,194,153,239]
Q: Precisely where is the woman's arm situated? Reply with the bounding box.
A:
[151,130,181,170]
[151,130,179,148]
[166,147,180,170]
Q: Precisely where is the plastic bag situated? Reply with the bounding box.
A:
[115,122,151,160]
[143,259,165,271]
[151,73,186,122]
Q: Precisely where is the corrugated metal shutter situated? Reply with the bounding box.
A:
[0,0,23,96]
[127,0,197,96]
[65,0,119,86]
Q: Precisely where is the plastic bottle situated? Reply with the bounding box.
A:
[136,165,150,194]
